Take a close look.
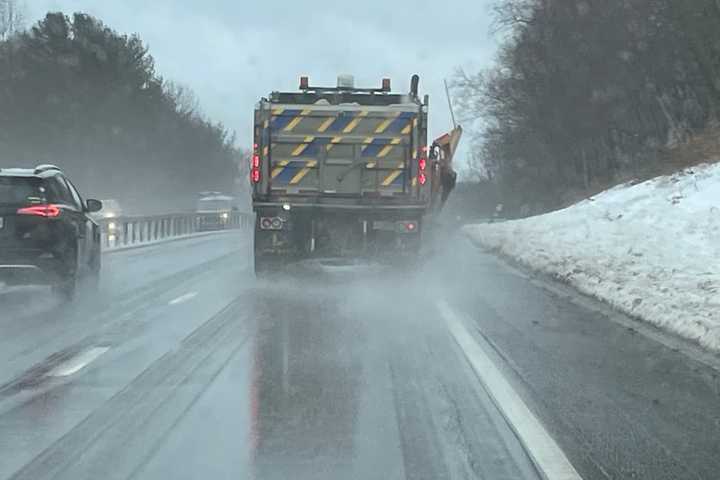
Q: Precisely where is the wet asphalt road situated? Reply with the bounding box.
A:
[1,227,719,479]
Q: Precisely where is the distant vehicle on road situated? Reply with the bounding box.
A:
[0,165,103,300]
[196,192,235,231]
[95,199,123,219]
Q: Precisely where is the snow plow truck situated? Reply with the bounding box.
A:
[250,74,461,273]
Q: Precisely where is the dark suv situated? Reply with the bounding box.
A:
[0,165,103,300]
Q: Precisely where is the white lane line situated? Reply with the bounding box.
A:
[168,292,198,306]
[48,347,110,378]
[438,300,583,480]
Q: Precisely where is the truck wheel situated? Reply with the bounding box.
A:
[52,245,79,301]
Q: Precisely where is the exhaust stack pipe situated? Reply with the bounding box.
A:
[410,74,420,98]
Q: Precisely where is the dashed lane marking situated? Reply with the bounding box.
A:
[169,292,198,306]
[48,347,110,378]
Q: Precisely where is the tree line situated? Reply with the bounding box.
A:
[0,9,243,213]
[455,0,720,214]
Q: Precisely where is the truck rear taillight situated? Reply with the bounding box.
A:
[251,144,261,184]
[251,169,261,184]
[418,147,428,185]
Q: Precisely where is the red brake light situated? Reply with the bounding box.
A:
[418,173,427,186]
[419,158,427,171]
[405,222,417,232]
[17,204,61,217]
[251,168,261,184]
[252,154,260,169]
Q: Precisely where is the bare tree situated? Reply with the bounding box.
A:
[164,80,202,119]
[0,0,25,40]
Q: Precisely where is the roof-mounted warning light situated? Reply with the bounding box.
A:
[299,76,309,90]
[381,78,391,92]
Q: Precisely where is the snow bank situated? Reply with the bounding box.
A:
[465,163,720,352]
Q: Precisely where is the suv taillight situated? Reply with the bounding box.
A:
[17,204,61,217]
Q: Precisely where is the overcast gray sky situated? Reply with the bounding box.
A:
[27,0,498,167]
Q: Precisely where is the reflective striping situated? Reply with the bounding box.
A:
[362,138,386,157]
[263,146,269,156]
[289,160,318,184]
[271,160,290,179]
[412,176,418,187]
[284,109,312,132]
[264,120,269,129]
[375,112,401,133]
[270,109,302,131]
[366,161,377,169]
[342,110,369,133]
[324,113,357,133]
[381,161,406,186]
[387,112,415,134]
[378,138,402,158]
[318,117,336,133]
[271,108,285,115]
[274,163,301,183]
[401,123,412,135]
[292,136,315,156]
[326,136,343,151]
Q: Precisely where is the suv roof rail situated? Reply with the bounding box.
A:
[34,164,62,175]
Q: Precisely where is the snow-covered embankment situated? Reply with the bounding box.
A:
[465,164,720,352]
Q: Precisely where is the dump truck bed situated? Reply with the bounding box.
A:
[253,95,429,211]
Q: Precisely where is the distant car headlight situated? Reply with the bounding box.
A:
[108,222,117,231]
[221,213,229,220]
[104,212,117,219]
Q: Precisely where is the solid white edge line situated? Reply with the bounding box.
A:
[438,300,583,480]
[48,347,110,377]
[169,292,198,306]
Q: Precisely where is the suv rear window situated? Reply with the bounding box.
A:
[0,177,45,205]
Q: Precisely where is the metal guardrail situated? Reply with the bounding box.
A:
[97,212,252,250]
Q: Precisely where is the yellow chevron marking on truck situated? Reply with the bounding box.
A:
[381,161,406,186]
[271,108,285,115]
[366,161,377,169]
[342,110,369,133]
[284,109,312,132]
[271,160,290,179]
[318,117,335,133]
[401,122,412,135]
[291,136,315,156]
[289,160,318,184]
[378,138,402,158]
[360,137,374,152]
[326,136,343,152]
[375,112,400,133]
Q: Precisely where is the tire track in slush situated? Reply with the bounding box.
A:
[9,298,253,480]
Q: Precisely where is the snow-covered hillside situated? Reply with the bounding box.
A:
[465,163,720,352]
